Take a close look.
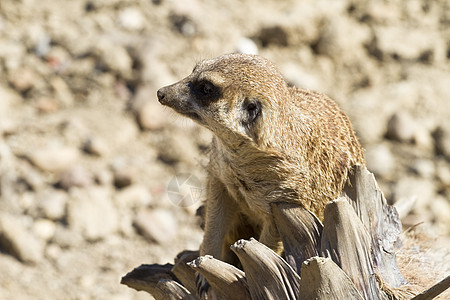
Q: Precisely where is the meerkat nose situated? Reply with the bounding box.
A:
[157,88,166,103]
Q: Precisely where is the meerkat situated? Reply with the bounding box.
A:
[157,53,365,295]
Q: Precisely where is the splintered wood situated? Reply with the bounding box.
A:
[121,165,450,299]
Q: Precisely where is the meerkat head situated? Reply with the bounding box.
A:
[157,53,289,145]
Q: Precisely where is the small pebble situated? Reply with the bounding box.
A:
[32,218,56,241]
[386,111,416,142]
[118,7,145,31]
[45,243,62,261]
[9,68,36,92]
[411,159,435,179]
[433,126,450,159]
[393,177,436,212]
[170,13,196,36]
[58,165,94,190]
[95,41,133,78]
[35,98,59,113]
[0,213,44,263]
[115,184,153,208]
[83,137,109,157]
[133,208,178,244]
[236,37,258,55]
[113,168,135,189]
[37,190,68,221]
[67,187,118,241]
[51,225,83,249]
[365,143,396,179]
[137,100,170,130]
[429,195,450,235]
[29,144,79,172]
[257,25,288,47]
[436,160,450,187]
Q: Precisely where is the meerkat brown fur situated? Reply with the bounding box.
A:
[157,53,365,267]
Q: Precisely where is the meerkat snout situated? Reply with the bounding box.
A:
[156,87,166,103]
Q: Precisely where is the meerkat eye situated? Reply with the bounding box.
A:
[192,80,221,103]
[199,81,214,95]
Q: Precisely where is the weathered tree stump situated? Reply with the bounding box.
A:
[299,256,364,299]
[120,263,194,299]
[171,250,200,297]
[188,254,250,300]
[120,165,450,299]
[231,238,300,300]
[271,201,322,273]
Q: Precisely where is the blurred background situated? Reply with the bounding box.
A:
[0,0,449,299]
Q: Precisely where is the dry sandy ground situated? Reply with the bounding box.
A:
[0,0,449,299]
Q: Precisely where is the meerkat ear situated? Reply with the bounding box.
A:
[242,98,262,129]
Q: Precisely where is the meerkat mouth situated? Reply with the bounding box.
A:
[169,105,202,123]
[184,111,201,121]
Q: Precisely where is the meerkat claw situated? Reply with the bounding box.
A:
[196,272,211,298]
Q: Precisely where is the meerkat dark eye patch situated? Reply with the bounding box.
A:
[191,80,222,104]
[242,98,261,128]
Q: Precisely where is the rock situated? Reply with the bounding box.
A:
[257,25,288,47]
[385,111,416,142]
[433,126,450,160]
[0,117,17,136]
[32,219,56,241]
[0,85,20,136]
[94,40,133,78]
[45,46,71,72]
[8,68,36,92]
[0,213,44,263]
[361,2,401,25]
[393,177,436,212]
[32,31,51,57]
[236,37,258,55]
[118,7,145,31]
[365,143,396,179]
[49,76,74,107]
[413,126,434,153]
[280,62,322,91]
[133,208,178,244]
[37,190,68,221]
[169,13,197,36]
[374,26,436,61]
[313,16,370,61]
[429,196,450,235]
[0,40,26,70]
[0,84,20,115]
[411,159,435,179]
[51,225,84,248]
[45,243,62,261]
[116,213,135,238]
[67,187,118,241]
[113,167,135,189]
[83,137,109,157]
[136,98,171,130]
[155,132,198,166]
[436,160,450,187]
[15,161,46,192]
[35,98,60,113]
[95,169,114,186]
[115,184,153,209]
[28,144,79,172]
[58,165,94,190]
